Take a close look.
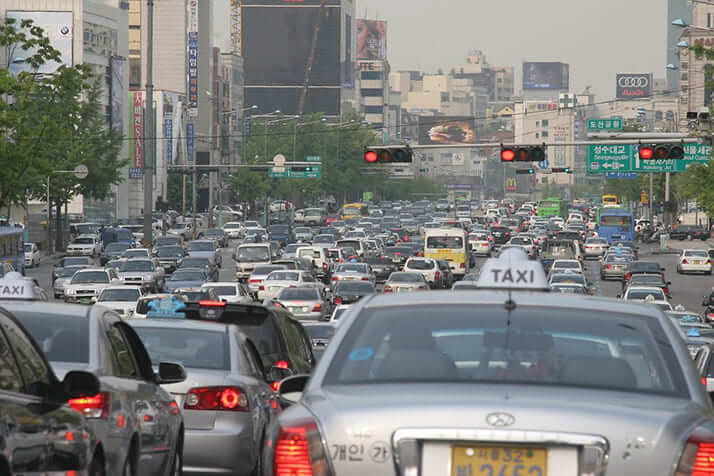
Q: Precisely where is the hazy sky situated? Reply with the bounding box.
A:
[356,0,667,100]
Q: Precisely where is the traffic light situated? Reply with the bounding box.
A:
[639,143,685,160]
[500,144,546,162]
[551,167,573,173]
[363,146,413,164]
[515,168,535,175]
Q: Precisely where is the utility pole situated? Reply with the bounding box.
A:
[649,173,654,222]
[143,0,155,247]
[664,172,671,227]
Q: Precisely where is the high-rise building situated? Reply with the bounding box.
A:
[242,0,355,116]
[667,0,693,93]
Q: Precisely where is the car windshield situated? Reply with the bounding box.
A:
[120,260,154,272]
[304,324,336,341]
[338,240,361,249]
[406,259,435,270]
[269,225,289,233]
[72,237,95,245]
[23,244,33,252]
[157,246,184,258]
[585,238,608,245]
[253,266,284,275]
[14,312,89,363]
[553,261,579,269]
[364,257,392,266]
[337,264,368,273]
[57,266,87,278]
[224,223,241,229]
[551,284,586,294]
[61,257,90,267]
[124,250,148,258]
[106,243,130,252]
[627,289,665,300]
[169,271,204,281]
[237,246,270,261]
[181,258,209,268]
[133,327,229,370]
[684,250,708,258]
[389,273,423,283]
[324,305,686,397]
[188,242,215,252]
[99,288,141,301]
[335,281,375,294]
[76,224,99,234]
[267,271,299,281]
[314,235,335,243]
[71,271,109,284]
[279,288,319,300]
[294,228,311,234]
[205,286,237,296]
[181,291,211,302]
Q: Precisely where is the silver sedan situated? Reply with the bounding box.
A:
[264,291,714,476]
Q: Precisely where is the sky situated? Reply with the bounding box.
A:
[355,0,667,100]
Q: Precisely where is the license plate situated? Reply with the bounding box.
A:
[451,446,547,476]
[693,260,703,265]
[79,298,93,305]
[437,249,451,254]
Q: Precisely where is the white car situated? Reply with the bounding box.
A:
[403,257,442,289]
[200,282,253,304]
[24,242,40,268]
[677,249,712,275]
[66,234,101,257]
[95,285,145,318]
[64,268,120,304]
[330,304,352,322]
[222,221,244,239]
[168,222,193,239]
[582,237,609,259]
[257,270,319,301]
[550,259,584,275]
[469,232,492,256]
[622,286,668,303]
[506,236,537,258]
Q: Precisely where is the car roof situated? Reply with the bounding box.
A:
[129,317,232,332]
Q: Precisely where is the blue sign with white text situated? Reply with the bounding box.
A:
[187,123,194,164]
[606,172,638,179]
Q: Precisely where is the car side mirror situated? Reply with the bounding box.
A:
[157,362,187,384]
[616,294,622,299]
[278,374,310,407]
[661,268,666,271]
[90,297,97,304]
[667,281,672,286]
[62,370,100,400]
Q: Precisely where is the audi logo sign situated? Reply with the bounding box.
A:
[616,73,653,99]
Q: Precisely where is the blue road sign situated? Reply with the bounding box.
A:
[538,159,550,170]
[606,172,638,179]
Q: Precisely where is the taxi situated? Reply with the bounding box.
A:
[265,249,714,476]
[0,271,48,301]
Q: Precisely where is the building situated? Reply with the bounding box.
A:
[667,0,693,93]
[242,0,355,117]
[1,0,130,222]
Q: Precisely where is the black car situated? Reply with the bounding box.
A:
[383,246,414,267]
[301,322,338,362]
[100,241,132,265]
[198,228,227,248]
[363,256,397,282]
[623,260,665,289]
[0,305,103,475]
[670,224,710,241]
[489,226,511,245]
[332,280,376,306]
[52,256,93,283]
[182,301,315,387]
[155,245,188,274]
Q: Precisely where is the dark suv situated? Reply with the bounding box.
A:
[670,225,710,241]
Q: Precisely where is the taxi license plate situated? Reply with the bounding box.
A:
[79,298,93,305]
[451,446,547,476]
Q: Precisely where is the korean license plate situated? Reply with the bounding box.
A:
[451,446,547,476]
[693,260,702,265]
[79,297,93,305]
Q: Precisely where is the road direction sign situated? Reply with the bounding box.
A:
[606,172,638,179]
[587,118,623,131]
[74,164,89,179]
[587,143,711,174]
[306,155,321,162]
[269,165,322,179]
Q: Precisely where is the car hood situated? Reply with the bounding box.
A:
[118,271,154,278]
[96,301,137,310]
[65,282,111,290]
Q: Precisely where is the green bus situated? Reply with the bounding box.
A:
[537,197,568,218]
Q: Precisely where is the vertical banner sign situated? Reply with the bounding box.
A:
[187,124,195,164]
[187,0,199,112]
[244,116,251,138]
[165,117,174,165]
[110,56,124,132]
[133,91,144,169]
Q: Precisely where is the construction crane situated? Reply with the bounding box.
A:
[230,0,242,55]
[297,0,329,115]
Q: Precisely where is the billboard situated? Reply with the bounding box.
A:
[356,19,386,60]
[419,117,476,145]
[522,62,569,90]
[616,73,653,99]
[243,6,340,86]
[110,56,125,132]
[130,91,144,169]
[187,0,199,111]
[7,11,73,75]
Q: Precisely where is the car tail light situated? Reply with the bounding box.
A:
[702,377,707,387]
[275,360,290,369]
[274,418,329,476]
[663,287,669,294]
[271,381,281,392]
[322,262,328,271]
[312,302,322,312]
[184,386,248,411]
[199,300,226,307]
[334,297,342,305]
[361,277,369,281]
[384,285,393,293]
[708,260,712,265]
[435,270,440,279]
[675,428,714,475]
[460,263,466,268]
[259,285,265,291]
[418,286,426,290]
[332,276,339,282]
[249,279,261,283]
[605,265,612,269]
[625,273,631,280]
[69,393,109,419]
[683,259,689,264]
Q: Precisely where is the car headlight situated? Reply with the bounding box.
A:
[65,288,76,296]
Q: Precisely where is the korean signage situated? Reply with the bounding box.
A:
[187,0,199,111]
[616,73,652,100]
[356,20,386,60]
[131,91,144,169]
[186,123,194,164]
[587,143,711,174]
[164,117,173,165]
[587,118,623,131]
[128,168,143,179]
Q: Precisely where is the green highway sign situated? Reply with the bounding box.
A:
[269,165,322,179]
[587,118,623,131]
[305,155,321,162]
[587,143,711,174]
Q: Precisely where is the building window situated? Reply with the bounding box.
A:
[535,120,540,127]
[361,88,383,97]
[364,105,383,114]
[129,57,141,88]
[440,92,449,102]
[535,132,539,139]
[541,131,548,138]
[681,73,688,81]
[708,13,713,28]
[681,62,689,70]
[541,119,549,127]
[360,71,382,80]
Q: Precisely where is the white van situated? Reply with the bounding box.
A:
[234,243,272,281]
[424,228,470,279]
[296,246,330,279]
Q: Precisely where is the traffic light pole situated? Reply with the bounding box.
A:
[365,138,707,150]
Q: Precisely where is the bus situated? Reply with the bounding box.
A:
[598,208,634,244]
[340,203,368,220]
[602,195,618,206]
[537,198,568,218]
[0,227,24,275]
[424,228,470,279]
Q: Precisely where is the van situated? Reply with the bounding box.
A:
[303,208,327,226]
[296,246,330,280]
[424,227,471,279]
[336,239,366,257]
[234,243,272,281]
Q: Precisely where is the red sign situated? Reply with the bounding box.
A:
[133,91,143,169]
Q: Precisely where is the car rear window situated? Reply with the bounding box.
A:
[335,281,375,294]
[279,288,319,300]
[406,259,435,270]
[133,327,229,370]
[15,313,89,363]
[324,305,687,397]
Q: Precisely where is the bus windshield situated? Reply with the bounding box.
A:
[600,215,632,227]
[426,236,464,249]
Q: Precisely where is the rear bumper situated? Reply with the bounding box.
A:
[679,263,712,272]
[183,425,255,475]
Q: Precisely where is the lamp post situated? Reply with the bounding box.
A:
[143,0,155,248]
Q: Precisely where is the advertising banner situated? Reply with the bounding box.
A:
[131,91,144,169]
[523,62,569,90]
[110,56,124,132]
[187,124,194,164]
[164,117,173,165]
[616,73,652,100]
[187,0,199,111]
[7,11,73,75]
[356,19,386,60]
[418,117,476,145]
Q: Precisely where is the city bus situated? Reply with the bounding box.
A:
[424,227,470,279]
[602,195,618,206]
[0,226,24,275]
[537,197,568,218]
[340,203,368,220]
[598,208,634,244]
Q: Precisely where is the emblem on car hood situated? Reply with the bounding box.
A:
[486,412,515,427]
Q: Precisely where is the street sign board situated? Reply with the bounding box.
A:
[587,118,623,131]
[306,155,321,162]
[587,143,711,174]
[269,165,322,179]
[606,172,638,179]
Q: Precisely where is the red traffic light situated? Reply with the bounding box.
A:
[364,150,378,163]
[639,146,654,160]
[501,148,515,162]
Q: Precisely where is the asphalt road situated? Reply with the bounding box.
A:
[26,237,714,315]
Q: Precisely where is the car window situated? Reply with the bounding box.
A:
[0,324,23,393]
[2,316,52,395]
[13,312,90,364]
[133,326,229,370]
[108,324,140,378]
